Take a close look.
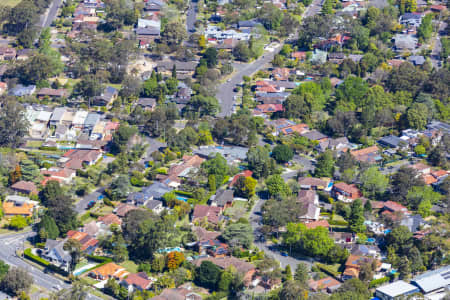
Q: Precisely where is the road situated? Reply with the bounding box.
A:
[249,198,312,269]
[186,0,198,35]
[75,188,105,214]
[430,21,446,69]
[38,0,62,29]
[0,232,102,300]
[215,0,324,117]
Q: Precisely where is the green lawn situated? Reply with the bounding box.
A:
[0,0,22,7]
[121,260,138,273]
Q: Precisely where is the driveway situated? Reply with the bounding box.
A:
[293,155,315,173]
[186,0,198,35]
[250,198,312,269]
[75,188,105,214]
[139,136,167,165]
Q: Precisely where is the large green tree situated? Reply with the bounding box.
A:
[0,97,29,148]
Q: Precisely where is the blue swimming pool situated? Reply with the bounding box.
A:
[176,195,188,202]
[367,238,376,243]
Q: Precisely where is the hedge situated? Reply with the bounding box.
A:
[315,263,340,278]
[85,255,112,263]
[369,276,391,288]
[174,190,193,197]
[24,248,69,276]
[329,220,349,226]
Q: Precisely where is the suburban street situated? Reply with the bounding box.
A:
[216,0,324,117]
[186,0,198,35]
[38,0,63,29]
[0,232,103,300]
[250,199,313,269]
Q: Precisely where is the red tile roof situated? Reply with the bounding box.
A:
[304,220,330,229]
[192,205,222,224]
[229,170,253,187]
[98,213,122,226]
[383,201,408,213]
[10,181,38,195]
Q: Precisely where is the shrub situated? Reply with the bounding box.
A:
[315,263,340,278]
[369,276,391,288]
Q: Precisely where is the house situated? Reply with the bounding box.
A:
[301,130,328,142]
[192,257,256,286]
[84,113,101,131]
[331,232,355,244]
[67,230,99,254]
[328,52,346,64]
[408,55,425,66]
[411,265,450,296]
[375,281,420,300]
[382,201,409,215]
[378,135,407,149]
[37,88,69,100]
[151,286,202,300]
[10,180,38,195]
[114,203,141,218]
[72,111,89,129]
[318,137,351,153]
[304,220,330,230]
[49,107,67,126]
[8,84,36,97]
[192,205,222,225]
[253,104,283,115]
[159,155,205,188]
[350,146,381,164]
[41,167,76,184]
[308,277,341,293]
[400,214,425,232]
[298,177,329,190]
[197,239,229,257]
[237,19,260,30]
[280,124,309,136]
[121,272,152,292]
[144,0,165,11]
[394,34,418,51]
[272,68,291,81]
[351,244,381,258]
[332,182,362,203]
[297,190,320,221]
[98,213,122,227]
[146,200,164,214]
[192,226,221,242]
[89,262,129,280]
[92,86,118,107]
[427,120,450,135]
[137,98,157,111]
[342,254,379,280]
[291,51,307,61]
[0,47,16,60]
[411,162,431,175]
[42,239,71,272]
[229,170,253,187]
[310,49,327,64]
[194,146,248,165]
[156,61,197,77]
[399,13,423,27]
[127,182,172,206]
[59,149,102,170]
[216,38,239,51]
[210,189,234,209]
[2,195,36,217]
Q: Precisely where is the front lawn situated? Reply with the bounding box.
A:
[121,260,138,273]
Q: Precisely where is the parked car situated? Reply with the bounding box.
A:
[87,200,96,209]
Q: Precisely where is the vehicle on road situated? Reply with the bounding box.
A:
[87,200,96,209]
[281,252,288,257]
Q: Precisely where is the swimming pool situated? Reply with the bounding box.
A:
[176,195,188,202]
[367,238,376,243]
[73,263,96,276]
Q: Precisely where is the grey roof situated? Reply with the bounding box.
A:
[211,189,234,207]
[400,214,425,232]
[50,107,66,122]
[301,130,328,141]
[157,60,197,72]
[84,113,100,127]
[238,20,260,28]
[376,281,419,297]
[194,146,248,163]
[378,135,404,148]
[142,182,172,200]
[408,55,425,65]
[427,120,450,134]
[146,199,163,210]
[136,27,160,36]
[401,13,423,20]
[138,98,157,107]
[45,239,71,263]
[8,84,36,97]
[347,54,363,63]
[412,265,450,293]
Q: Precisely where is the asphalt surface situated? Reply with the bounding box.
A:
[75,188,105,214]
[38,0,62,28]
[186,0,198,35]
[250,199,313,269]
[0,232,103,300]
[215,0,324,117]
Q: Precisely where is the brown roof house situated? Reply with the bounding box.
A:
[89,262,129,281]
[342,254,380,281]
[2,195,36,217]
[59,149,102,170]
[193,256,256,286]
[10,180,38,195]
[298,177,330,191]
[151,285,202,300]
[121,272,152,292]
[350,146,381,164]
[192,205,222,225]
[308,277,341,293]
[209,189,234,209]
[332,182,362,203]
[37,88,69,100]
[159,155,205,188]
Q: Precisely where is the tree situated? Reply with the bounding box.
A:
[19,160,40,182]
[201,154,229,189]
[417,14,433,42]
[221,222,253,248]
[406,185,441,210]
[38,215,59,239]
[385,226,413,255]
[407,103,429,130]
[188,95,220,116]
[390,166,424,203]
[297,15,332,48]
[264,199,304,230]
[110,175,131,200]
[359,167,388,198]
[161,21,187,48]
[272,144,294,164]
[166,251,185,270]
[64,239,82,272]
[203,48,218,68]
[233,41,252,62]
[110,125,137,154]
[0,260,9,281]
[195,261,222,290]
[279,280,307,300]
[9,215,27,230]
[408,247,424,274]
[247,146,275,179]
[259,4,284,30]
[358,262,374,282]
[0,97,29,148]
[285,265,293,281]
[348,199,365,233]
[10,53,63,85]
[0,267,33,296]
[414,145,426,156]
[398,257,411,279]
[234,176,257,199]
[315,150,335,177]
[266,174,291,198]
[294,263,309,284]
[332,278,370,299]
